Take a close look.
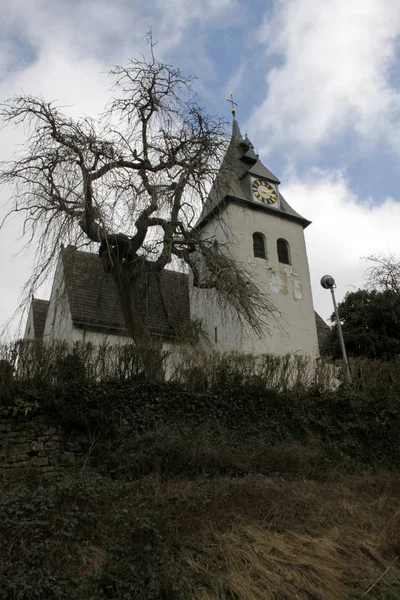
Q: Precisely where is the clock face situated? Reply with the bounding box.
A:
[252,179,277,204]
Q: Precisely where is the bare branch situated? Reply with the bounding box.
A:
[363,252,400,294]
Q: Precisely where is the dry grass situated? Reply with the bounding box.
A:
[130,470,400,599]
[380,509,400,558]
[183,526,349,599]
[78,545,107,577]
[2,464,400,598]
[182,522,400,599]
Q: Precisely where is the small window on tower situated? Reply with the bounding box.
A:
[253,233,266,259]
[277,238,291,265]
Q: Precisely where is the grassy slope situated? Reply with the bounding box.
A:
[1,446,400,599]
[2,360,400,599]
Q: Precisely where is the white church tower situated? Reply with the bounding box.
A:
[190,109,320,357]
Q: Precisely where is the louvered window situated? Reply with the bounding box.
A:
[253,233,266,259]
[277,238,291,265]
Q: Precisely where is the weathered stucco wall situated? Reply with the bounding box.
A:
[0,416,90,484]
[191,202,319,357]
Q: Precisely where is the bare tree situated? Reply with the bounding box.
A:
[1,41,276,377]
[363,252,400,294]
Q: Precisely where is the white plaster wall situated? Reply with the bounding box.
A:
[42,256,75,342]
[75,329,130,345]
[68,326,175,358]
[74,328,176,379]
[23,304,35,340]
[190,202,319,357]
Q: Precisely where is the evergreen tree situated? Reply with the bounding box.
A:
[326,289,400,360]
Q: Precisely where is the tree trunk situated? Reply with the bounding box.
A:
[110,265,165,381]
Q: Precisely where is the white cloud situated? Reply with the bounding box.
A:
[154,0,235,47]
[225,61,246,100]
[251,0,400,154]
[281,168,400,321]
[0,0,148,70]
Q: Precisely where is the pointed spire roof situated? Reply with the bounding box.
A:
[232,117,242,139]
[197,116,310,229]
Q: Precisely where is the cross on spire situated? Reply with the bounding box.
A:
[226,91,238,117]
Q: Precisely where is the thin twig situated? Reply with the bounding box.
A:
[361,556,398,598]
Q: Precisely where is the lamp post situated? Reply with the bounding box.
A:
[320,275,351,385]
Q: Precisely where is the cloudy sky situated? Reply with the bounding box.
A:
[1,0,400,336]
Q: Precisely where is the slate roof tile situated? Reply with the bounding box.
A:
[61,248,191,339]
[314,311,331,355]
[32,299,49,339]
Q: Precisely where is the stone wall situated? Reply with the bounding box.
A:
[0,415,90,483]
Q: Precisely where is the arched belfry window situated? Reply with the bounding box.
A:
[253,232,266,259]
[277,238,291,265]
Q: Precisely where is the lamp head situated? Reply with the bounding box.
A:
[320,275,336,290]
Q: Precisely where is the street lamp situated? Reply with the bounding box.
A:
[320,275,351,385]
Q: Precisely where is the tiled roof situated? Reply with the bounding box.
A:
[314,311,331,355]
[61,248,191,339]
[32,299,49,339]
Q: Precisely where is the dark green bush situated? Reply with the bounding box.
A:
[20,375,397,471]
[0,473,187,600]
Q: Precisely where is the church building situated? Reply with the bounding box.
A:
[24,113,326,357]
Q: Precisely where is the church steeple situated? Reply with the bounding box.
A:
[197,105,310,229]
[192,97,319,362]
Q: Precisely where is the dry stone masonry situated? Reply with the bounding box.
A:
[0,415,90,483]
